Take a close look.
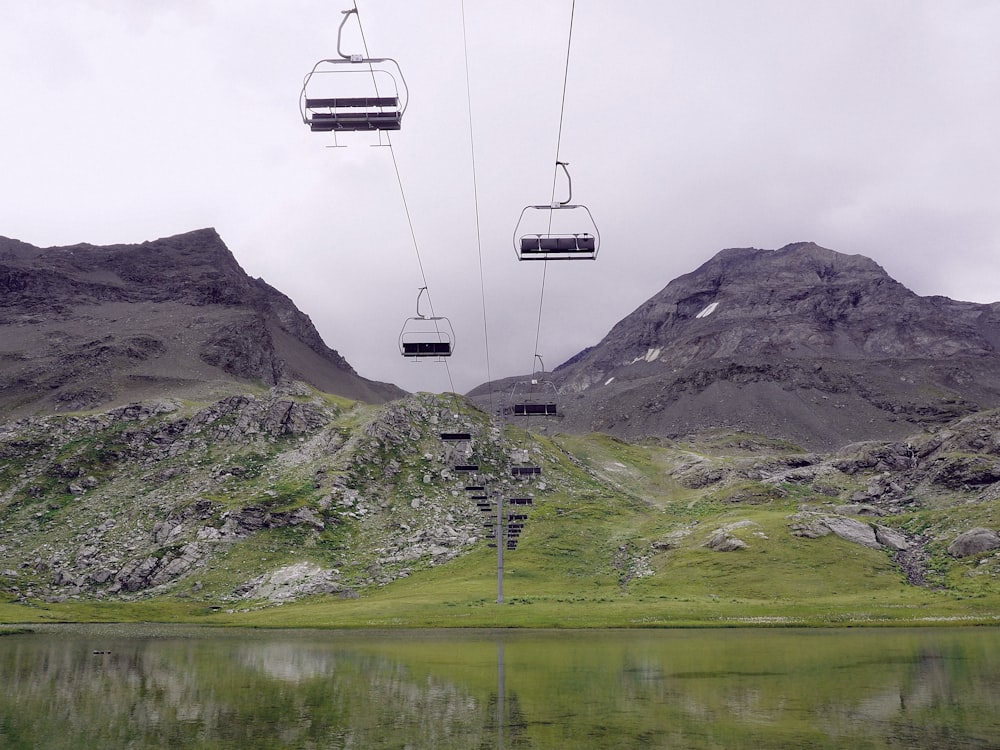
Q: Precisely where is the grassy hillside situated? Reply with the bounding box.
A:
[1,389,999,627]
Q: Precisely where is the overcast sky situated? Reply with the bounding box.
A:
[3,1,999,395]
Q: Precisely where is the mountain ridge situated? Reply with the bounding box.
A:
[0,228,404,416]
[473,242,1000,450]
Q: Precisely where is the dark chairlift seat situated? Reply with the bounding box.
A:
[511,466,541,477]
[519,234,596,255]
[509,497,534,505]
[402,341,452,357]
[465,485,485,492]
[306,97,402,132]
[512,402,557,416]
[440,432,472,442]
[454,464,480,473]
[471,495,489,501]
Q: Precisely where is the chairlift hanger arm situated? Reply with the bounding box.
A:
[555,161,572,206]
[336,8,358,60]
[415,285,429,319]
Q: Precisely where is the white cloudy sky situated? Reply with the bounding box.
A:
[3,1,999,394]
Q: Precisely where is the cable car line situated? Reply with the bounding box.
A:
[352,2,456,393]
[527,0,579,390]
[460,0,496,415]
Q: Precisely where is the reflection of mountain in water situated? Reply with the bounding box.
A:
[3,628,1000,749]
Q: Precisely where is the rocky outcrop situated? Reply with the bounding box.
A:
[0,390,499,604]
[236,562,355,602]
[788,512,910,551]
[703,520,760,551]
[947,527,1000,558]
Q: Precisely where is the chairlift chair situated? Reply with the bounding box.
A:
[509,356,559,417]
[300,8,408,135]
[514,162,600,261]
[399,287,455,359]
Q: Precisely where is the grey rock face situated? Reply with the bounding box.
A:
[0,229,405,417]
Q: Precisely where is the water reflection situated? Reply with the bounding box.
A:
[0,626,998,749]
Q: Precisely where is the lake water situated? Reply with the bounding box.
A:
[1,625,998,749]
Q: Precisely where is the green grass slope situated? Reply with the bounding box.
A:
[2,391,999,627]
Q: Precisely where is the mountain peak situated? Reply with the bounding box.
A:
[485,242,1000,449]
[0,230,404,416]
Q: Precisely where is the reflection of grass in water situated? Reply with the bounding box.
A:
[5,626,997,750]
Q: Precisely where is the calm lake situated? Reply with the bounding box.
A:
[1,625,998,749]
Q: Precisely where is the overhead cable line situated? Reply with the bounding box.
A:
[355,1,456,393]
[530,0,578,376]
[460,0,496,416]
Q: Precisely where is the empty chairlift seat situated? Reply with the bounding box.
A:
[509,356,559,417]
[300,9,408,135]
[399,287,455,359]
[512,402,558,417]
[519,234,597,257]
[305,96,402,132]
[513,162,600,261]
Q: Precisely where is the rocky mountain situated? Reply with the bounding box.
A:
[0,228,404,417]
[1,386,997,608]
[476,243,1000,450]
[0,236,998,617]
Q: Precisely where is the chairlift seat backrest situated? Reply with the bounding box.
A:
[440,432,471,442]
[512,403,558,416]
[306,96,398,109]
[520,235,596,254]
[402,341,452,356]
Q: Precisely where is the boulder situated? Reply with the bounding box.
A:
[947,527,1000,558]
[704,532,748,552]
[819,516,881,549]
[874,525,910,551]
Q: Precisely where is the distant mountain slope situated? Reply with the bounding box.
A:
[0,228,404,415]
[473,242,1000,450]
